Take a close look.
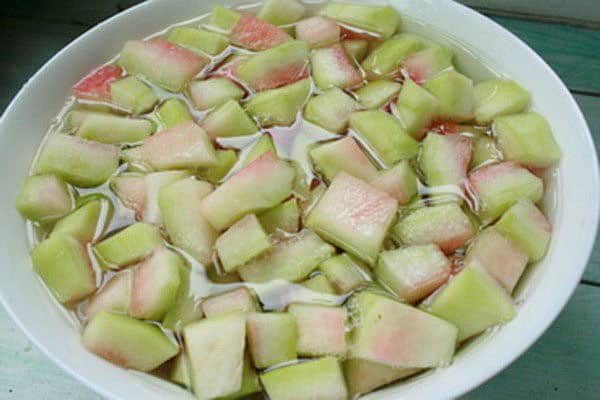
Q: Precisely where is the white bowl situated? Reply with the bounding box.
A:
[0,0,598,399]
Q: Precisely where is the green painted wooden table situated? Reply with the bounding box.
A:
[1,1,599,399]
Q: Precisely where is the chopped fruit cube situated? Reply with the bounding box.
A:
[74,112,154,144]
[420,132,472,186]
[72,65,123,101]
[247,312,298,368]
[83,270,131,319]
[258,198,300,234]
[110,173,146,219]
[167,27,229,56]
[310,136,378,182]
[396,78,439,139]
[349,291,457,367]
[470,133,502,170]
[183,312,246,399]
[199,149,238,184]
[162,265,203,333]
[289,303,347,356]
[230,13,291,51]
[261,357,348,400]
[343,39,369,62]
[424,69,475,122]
[202,287,259,318]
[31,234,96,303]
[320,3,399,39]
[494,112,561,168]
[238,229,335,282]
[35,134,119,188]
[295,16,340,48]
[94,222,162,269]
[129,248,183,321]
[376,244,451,303]
[110,76,158,114]
[16,174,74,223]
[319,253,370,294]
[424,264,516,341]
[301,274,336,294]
[209,6,241,33]
[189,78,245,111]
[362,34,425,77]
[306,173,398,266]
[393,203,475,254]
[474,79,530,123]
[202,100,258,138]
[51,198,112,243]
[355,80,402,109]
[495,199,552,262]
[216,214,272,272]
[200,152,296,230]
[304,88,360,133]
[402,46,453,84]
[344,359,420,397]
[243,135,277,166]
[83,311,178,371]
[258,0,305,25]
[220,355,262,399]
[155,98,192,129]
[468,161,543,222]
[370,161,418,205]
[118,39,208,92]
[349,110,418,165]
[140,171,190,225]
[465,227,528,293]
[169,353,191,387]
[245,79,312,127]
[311,44,362,90]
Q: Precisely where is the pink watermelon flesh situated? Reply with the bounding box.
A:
[72,65,123,101]
[402,46,453,84]
[311,43,363,90]
[230,13,291,51]
[295,16,341,48]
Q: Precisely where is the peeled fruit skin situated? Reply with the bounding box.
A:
[94,222,162,269]
[245,79,312,127]
[420,132,473,187]
[319,3,399,39]
[83,311,179,372]
[202,100,258,138]
[344,359,420,397]
[362,34,425,78]
[304,88,360,133]
[402,46,453,84]
[109,76,158,114]
[306,173,398,266]
[202,287,259,318]
[310,136,378,182]
[312,44,363,91]
[319,253,370,294]
[16,174,74,223]
[396,78,440,139]
[156,98,193,130]
[31,234,96,304]
[295,16,340,48]
[83,270,131,319]
[230,13,291,51]
[425,264,516,341]
[189,78,245,111]
[258,199,300,234]
[289,303,348,357]
[355,79,402,109]
[246,312,298,368]
[474,79,530,124]
[370,161,418,205]
[424,69,475,122]
[75,112,155,144]
[51,199,110,243]
[199,150,238,185]
[260,356,349,400]
[167,27,229,56]
[216,214,272,273]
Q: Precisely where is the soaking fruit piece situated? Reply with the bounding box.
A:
[289,303,347,357]
[349,291,457,367]
[162,263,203,333]
[83,311,178,371]
[123,121,218,170]
[320,3,399,39]
[464,227,528,293]
[310,136,378,182]
[74,112,154,144]
[376,244,450,303]
[189,78,245,111]
[220,355,262,400]
[319,253,370,294]
[362,34,425,78]
[110,76,159,114]
[261,357,348,400]
[209,6,241,33]
[425,264,516,341]
[302,274,336,294]
[392,203,475,254]
[243,135,277,166]
[420,132,472,186]
[470,134,502,170]
[83,270,131,319]
[493,112,561,168]
[247,312,298,368]
[307,173,398,266]
[344,359,420,397]
[35,134,119,187]
[200,152,296,230]
[258,0,305,25]
[110,173,146,219]
[343,40,369,62]
[159,178,217,265]
[31,234,95,303]
[355,80,402,109]
[245,79,312,127]
[216,214,272,273]
[202,287,259,318]
[72,65,123,101]
[495,199,552,262]
[238,229,335,282]
[230,13,291,51]
[474,79,530,124]
[370,161,418,205]
[183,312,246,399]
[258,199,300,234]
[349,110,418,165]
[94,222,162,269]
[118,39,208,92]
[51,198,111,243]
[16,174,74,223]
[167,27,229,56]
[468,161,543,222]
[142,171,191,225]
[424,69,475,122]
[155,98,192,129]
[199,150,238,185]
[395,78,439,139]
[169,353,191,387]
[402,46,453,84]
[202,100,258,138]
[295,16,340,48]
[311,44,362,90]
[304,88,359,133]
